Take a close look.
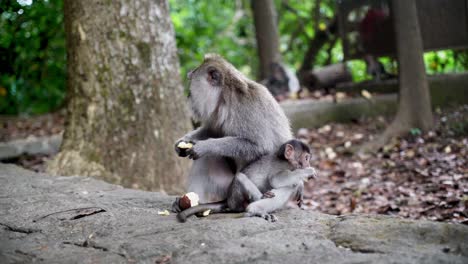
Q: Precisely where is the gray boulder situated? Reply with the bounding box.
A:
[0,164,467,264]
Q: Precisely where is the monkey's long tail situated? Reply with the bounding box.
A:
[177,202,228,223]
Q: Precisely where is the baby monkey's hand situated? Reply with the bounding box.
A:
[302,167,317,181]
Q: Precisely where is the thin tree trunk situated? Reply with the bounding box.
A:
[298,17,337,75]
[390,0,433,131]
[362,0,433,152]
[251,0,282,80]
[47,0,192,194]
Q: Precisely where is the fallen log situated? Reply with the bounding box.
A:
[300,63,353,92]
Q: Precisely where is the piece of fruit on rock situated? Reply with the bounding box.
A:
[202,210,211,216]
[179,192,200,210]
[157,210,170,216]
[177,141,193,149]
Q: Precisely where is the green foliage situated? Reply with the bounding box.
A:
[0,0,65,115]
[169,0,257,79]
[276,0,315,68]
[448,120,468,137]
[424,49,468,75]
[277,0,338,69]
[346,59,370,82]
[1,0,467,115]
[170,0,343,79]
[410,128,422,136]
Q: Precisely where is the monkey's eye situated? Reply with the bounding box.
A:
[207,67,222,86]
[305,154,310,161]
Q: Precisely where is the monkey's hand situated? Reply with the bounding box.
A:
[262,191,276,199]
[301,167,317,181]
[175,140,195,158]
[186,148,200,160]
[185,141,207,160]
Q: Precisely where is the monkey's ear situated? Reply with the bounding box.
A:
[207,67,222,86]
[284,144,295,160]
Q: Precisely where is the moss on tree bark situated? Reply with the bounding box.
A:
[48,0,192,194]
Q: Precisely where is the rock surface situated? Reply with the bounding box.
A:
[0,135,61,160]
[0,164,467,264]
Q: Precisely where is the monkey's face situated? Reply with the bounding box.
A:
[186,64,223,122]
[284,143,311,170]
[296,151,311,169]
[288,150,311,170]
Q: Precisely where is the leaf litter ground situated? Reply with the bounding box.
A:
[2,105,467,224]
[300,105,467,225]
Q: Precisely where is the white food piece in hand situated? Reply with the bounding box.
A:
[178,141,193,149]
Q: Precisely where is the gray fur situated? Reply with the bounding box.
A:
[177,142,316,222]
[241,157,315,221]
[174,54,292,207]
[244,168,315,222]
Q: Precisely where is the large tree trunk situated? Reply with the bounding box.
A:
[251,0,282,80]
[47,0,192,194]
[362,0,433,151]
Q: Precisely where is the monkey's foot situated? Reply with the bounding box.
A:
[245,211,278,222]
[171,197,182,213]
[262,214,278,222]
[262,191,275,199]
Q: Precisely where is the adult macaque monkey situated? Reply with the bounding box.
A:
[177,139,316,222]
[173,54,292,212]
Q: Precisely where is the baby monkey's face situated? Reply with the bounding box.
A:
[289,152,316,182]
[283,141,311,170]
[287,150,311,170]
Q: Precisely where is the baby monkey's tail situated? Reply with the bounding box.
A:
[177,202,228,222]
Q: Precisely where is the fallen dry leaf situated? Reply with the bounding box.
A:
[361,90,372,99]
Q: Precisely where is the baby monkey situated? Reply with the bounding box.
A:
[177,139,316,222]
